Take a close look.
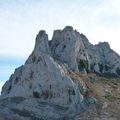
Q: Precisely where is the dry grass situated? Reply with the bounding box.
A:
[67,71,120,101]
[66,71,120,119]
[66,72,103,99]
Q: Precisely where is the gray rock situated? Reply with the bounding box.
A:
[0,29,89,119]
[1,26,120,119]
[50,26,88,73]
[80,33,120,75]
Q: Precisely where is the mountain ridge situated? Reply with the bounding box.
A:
[0,26,120,120]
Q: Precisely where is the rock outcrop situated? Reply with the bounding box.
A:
[0,27,91,120]
[0,26,120,120]
[81,34,120,75]
[50,26,120,75]
[50,26,89,73]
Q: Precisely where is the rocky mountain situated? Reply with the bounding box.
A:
[0,26,120,120]
[50,26,120,75]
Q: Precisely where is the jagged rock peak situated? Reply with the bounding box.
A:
[63,26,74,32]
[34,30,50,54]
[26,26,120,76]
[50,26,85,72]
[25,30,50,64]
[51,26,74,38]
[1,26,120,119]
[80,33,86,38]
[0,26,93,119]
[97,42,110,48]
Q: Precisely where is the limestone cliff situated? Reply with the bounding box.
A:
[0,26,120,120]
[50,26,120,75]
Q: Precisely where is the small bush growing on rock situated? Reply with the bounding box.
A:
[78,59,88,70]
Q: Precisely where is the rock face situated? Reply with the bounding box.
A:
[50,26,120,75]
[51,26,83,72]
[0,27,90,120]
[81,34,120,75]
[1,26,120,119]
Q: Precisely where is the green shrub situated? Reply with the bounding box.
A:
[78,59,88,69]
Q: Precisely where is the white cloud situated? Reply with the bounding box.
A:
[0,0,120,57]
[0,0,120,94]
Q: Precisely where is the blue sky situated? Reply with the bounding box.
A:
[0,56,25,92]
[0,0,120,92]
